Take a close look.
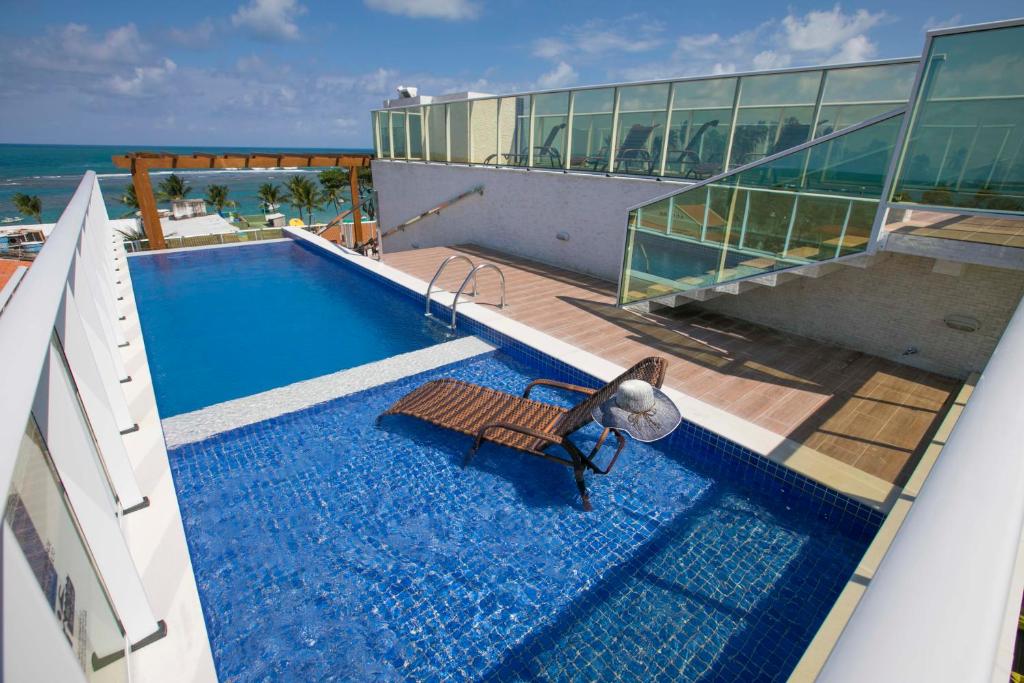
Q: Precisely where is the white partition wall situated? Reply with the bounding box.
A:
[0,173,162,682]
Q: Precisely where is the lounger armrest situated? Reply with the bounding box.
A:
[522,379,597,399]
[474,421,562,448]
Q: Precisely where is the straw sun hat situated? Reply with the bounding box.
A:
[591,379,682,442]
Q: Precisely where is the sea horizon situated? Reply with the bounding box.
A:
[0,143,374,224]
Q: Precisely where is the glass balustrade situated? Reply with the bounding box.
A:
[663,78,737,180]
[6,416,128,681]
[426,104,446,162]
[371,61,917,179]
[569,88,615,171]
[892,24,1024,213]
[619,111,905,304]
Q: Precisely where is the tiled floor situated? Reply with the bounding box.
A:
[383,244,961,487]
[885,210,1024,247]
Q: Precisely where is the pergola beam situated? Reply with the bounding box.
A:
[111,153,372,171]
[111,152,373,251]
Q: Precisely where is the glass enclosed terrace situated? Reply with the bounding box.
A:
[371,60,918,180]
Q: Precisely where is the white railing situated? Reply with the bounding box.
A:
[0,172,162,682]
[820,290,1024,681]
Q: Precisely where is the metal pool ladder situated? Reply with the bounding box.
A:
[424,255,506,330]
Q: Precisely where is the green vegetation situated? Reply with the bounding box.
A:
[205,184,236,214]
[11,193,42,223]
[318,168,347,213]
[157,173,192,202]
[286,176,323,226]
[119,183,140,218]
[256,182,288,213]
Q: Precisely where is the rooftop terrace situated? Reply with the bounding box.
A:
[385,244,959,505]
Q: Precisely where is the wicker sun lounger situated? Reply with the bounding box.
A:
[379,357,667,510]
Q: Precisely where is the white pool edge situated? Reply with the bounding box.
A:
[114,241,219,682]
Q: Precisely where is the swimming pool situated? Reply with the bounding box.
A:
[129,240,453,416]
[132,238,879,681]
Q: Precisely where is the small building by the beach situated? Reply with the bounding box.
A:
[265,212,286,227]
[171,198,207,220]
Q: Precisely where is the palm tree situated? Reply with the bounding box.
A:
[286,176,323,226]
[256,182,287,213]
[318,168,347,213]
[118,183,140,218]
[157,173,192,202]
[205,184,236,215]
[11,193,42,223]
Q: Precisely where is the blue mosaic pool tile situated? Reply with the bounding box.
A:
[170,351,875,681]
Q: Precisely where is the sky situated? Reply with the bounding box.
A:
[0,0,1020,148]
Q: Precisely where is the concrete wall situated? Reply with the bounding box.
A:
[373,160,690,281]
[697,252,1024,378]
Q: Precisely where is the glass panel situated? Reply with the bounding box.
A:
[815,103,898,138]
[497,96,531,167]
[814,63,916,138]
[531,92,569,169]
[614,84,670,174]
[569,88,615,171]
[6,416,127,681]
[390,111,407,159]
[426,104,447,162]
[448,101,470,164]
[893,25,1024,213]
[664,78,737,179]
[820,63,916,104]
[730,71,822,168]
[371,112,380,157]
[620,113,903,304]
[470,98,499,164]
[407,109,423,160]
[378,112,391,159]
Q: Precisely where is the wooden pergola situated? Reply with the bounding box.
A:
[111,152,373,250]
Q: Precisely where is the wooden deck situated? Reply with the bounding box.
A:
[885,210,1024,247]
[384,244,961,488]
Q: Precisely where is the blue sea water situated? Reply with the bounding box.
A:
[128,240,453,416]
[169,351,871,682]
[0,143,372,224]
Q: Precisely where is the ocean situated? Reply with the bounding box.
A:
[0,144,373,225]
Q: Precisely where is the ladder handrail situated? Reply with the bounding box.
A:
[380,185,484,241]
[451,263,506,330]
[425,254,476,316]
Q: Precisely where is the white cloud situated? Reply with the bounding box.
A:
[168,18,215,47]
[780,6,883,54]
[923,14,962,31]
[231,0,306,40]
[830,34,877,63]
[106,58,177,97]
[612,6,887,81]
[363,0,480,21]
[58,23,147,63]
[536,62,578,89]
[532,17,664,62]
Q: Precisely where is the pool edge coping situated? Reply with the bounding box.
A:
[787,374,978,682]
[283,227,900,516]
[114,242,220,682]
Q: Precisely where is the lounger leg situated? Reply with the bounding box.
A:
[574,465,592,512]
[464,440,481,466]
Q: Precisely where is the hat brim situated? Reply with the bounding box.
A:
[590,388,682,442]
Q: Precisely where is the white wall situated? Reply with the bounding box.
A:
[699,252,1024,378]
[374,160,691,281]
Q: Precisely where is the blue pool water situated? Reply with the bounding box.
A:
[128,241,453,416]
[169,350,873,682]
